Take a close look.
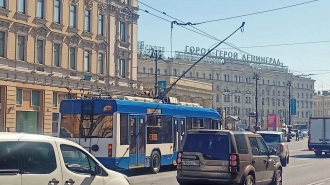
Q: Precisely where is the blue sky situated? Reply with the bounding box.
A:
[137,0,329,91]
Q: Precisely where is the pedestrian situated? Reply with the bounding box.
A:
[296,131,299,141]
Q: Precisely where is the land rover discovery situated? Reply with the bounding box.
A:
[176,129,282,185]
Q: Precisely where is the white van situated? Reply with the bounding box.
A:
[0,132,130,185]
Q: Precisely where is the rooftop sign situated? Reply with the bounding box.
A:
[184,46,283,67]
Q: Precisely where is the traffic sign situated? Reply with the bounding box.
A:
[157,81,167,96]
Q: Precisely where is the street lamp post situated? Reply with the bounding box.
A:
[150,50,162,98]
[287,81,292,141]
[253,73,260,131]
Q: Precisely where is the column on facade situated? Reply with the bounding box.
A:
[202,98,212,108]
[5,86,15,132]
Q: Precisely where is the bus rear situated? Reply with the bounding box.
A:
[58,99,118,169]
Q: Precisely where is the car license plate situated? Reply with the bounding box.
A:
[182,160,200,166]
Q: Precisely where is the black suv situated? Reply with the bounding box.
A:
[176,129,282,185]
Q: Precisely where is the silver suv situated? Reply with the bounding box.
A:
[256,131,290,166]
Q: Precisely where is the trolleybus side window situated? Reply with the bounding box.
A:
[204,118,212,129]
[186,117,192,130]
[193,118,204,128]
[147,115,161,144]
[162,116,173,143]
[120,113,129,145]
[146,115,173,144]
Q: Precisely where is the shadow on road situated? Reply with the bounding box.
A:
[291,153,330,159]
[119,165,177,177]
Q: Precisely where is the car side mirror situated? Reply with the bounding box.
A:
[268,148,276,156]
[91,164,102,176]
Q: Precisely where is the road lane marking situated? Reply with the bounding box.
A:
[289,162,315,168]
[306,178,330,185]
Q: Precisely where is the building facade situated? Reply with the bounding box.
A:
[0,0,140,134]
[137,43,315,128]
[313,91,330,117]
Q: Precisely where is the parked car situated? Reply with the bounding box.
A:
[176,129,282,185]
[0,132,130,185]
[256,131,290,166]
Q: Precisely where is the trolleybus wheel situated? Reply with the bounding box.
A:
[150,151,161,174]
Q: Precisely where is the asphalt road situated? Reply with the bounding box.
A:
[129,139,330,185]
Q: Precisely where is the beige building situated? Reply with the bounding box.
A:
[137,58,214,108]
[137,43,315,128]
[313,92,330,117]
[0,0,140,134]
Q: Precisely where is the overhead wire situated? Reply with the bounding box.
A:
[218,40,330,50]
[137,1,327,88]
[137,2,252,57]
[137,0,320,55]
[193,0,320,24]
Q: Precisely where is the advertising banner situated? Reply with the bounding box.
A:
[267,114,279,131]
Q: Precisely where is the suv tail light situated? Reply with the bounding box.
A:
[177,152,182,170]
[229,154,239,172]
[280,144,284,152]
[108,144,113,157]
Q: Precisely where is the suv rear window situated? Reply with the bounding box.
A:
[259,134,281,143]
[183,133,229,160]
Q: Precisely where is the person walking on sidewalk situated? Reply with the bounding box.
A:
[296,131,299,141]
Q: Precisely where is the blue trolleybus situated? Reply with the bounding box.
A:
[57,96,221,173]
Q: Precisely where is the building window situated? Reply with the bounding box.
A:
[31,90,40,106]
[16,88,23,105]
[84,50,91,72]
[84,9,91,32]
[16,111,39,134]
[54,0,61,23]
[36,0,44,19]
[36,40,44,64]
[119,21,126,42]
[0,31,5,57]
[119,59,126,78]
[53,43,60,67]
[69,5,77,28]
[98,14,104,35]
[98,53,104,74]
[17,35,25,61]
[53,92,58,107]
[69,47,76,69]
[0,0,5,8]
[18,0,26,14]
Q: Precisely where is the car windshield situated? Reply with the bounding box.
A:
[259,134,281,143]
[183,133,229,160]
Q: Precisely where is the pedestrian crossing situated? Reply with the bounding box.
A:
[306,178,330,185]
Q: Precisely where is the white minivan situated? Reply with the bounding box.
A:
[0,132,131,185]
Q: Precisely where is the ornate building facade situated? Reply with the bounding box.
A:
[0,0,140,135]
[137,43,315,128]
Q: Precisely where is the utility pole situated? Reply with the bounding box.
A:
[287,81,292,140]
[150,49,161,98]
[253,72,260,131]
[322,95,325,117]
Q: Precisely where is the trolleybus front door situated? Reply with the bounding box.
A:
[173,117,186,153]
[129,115,146,167]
